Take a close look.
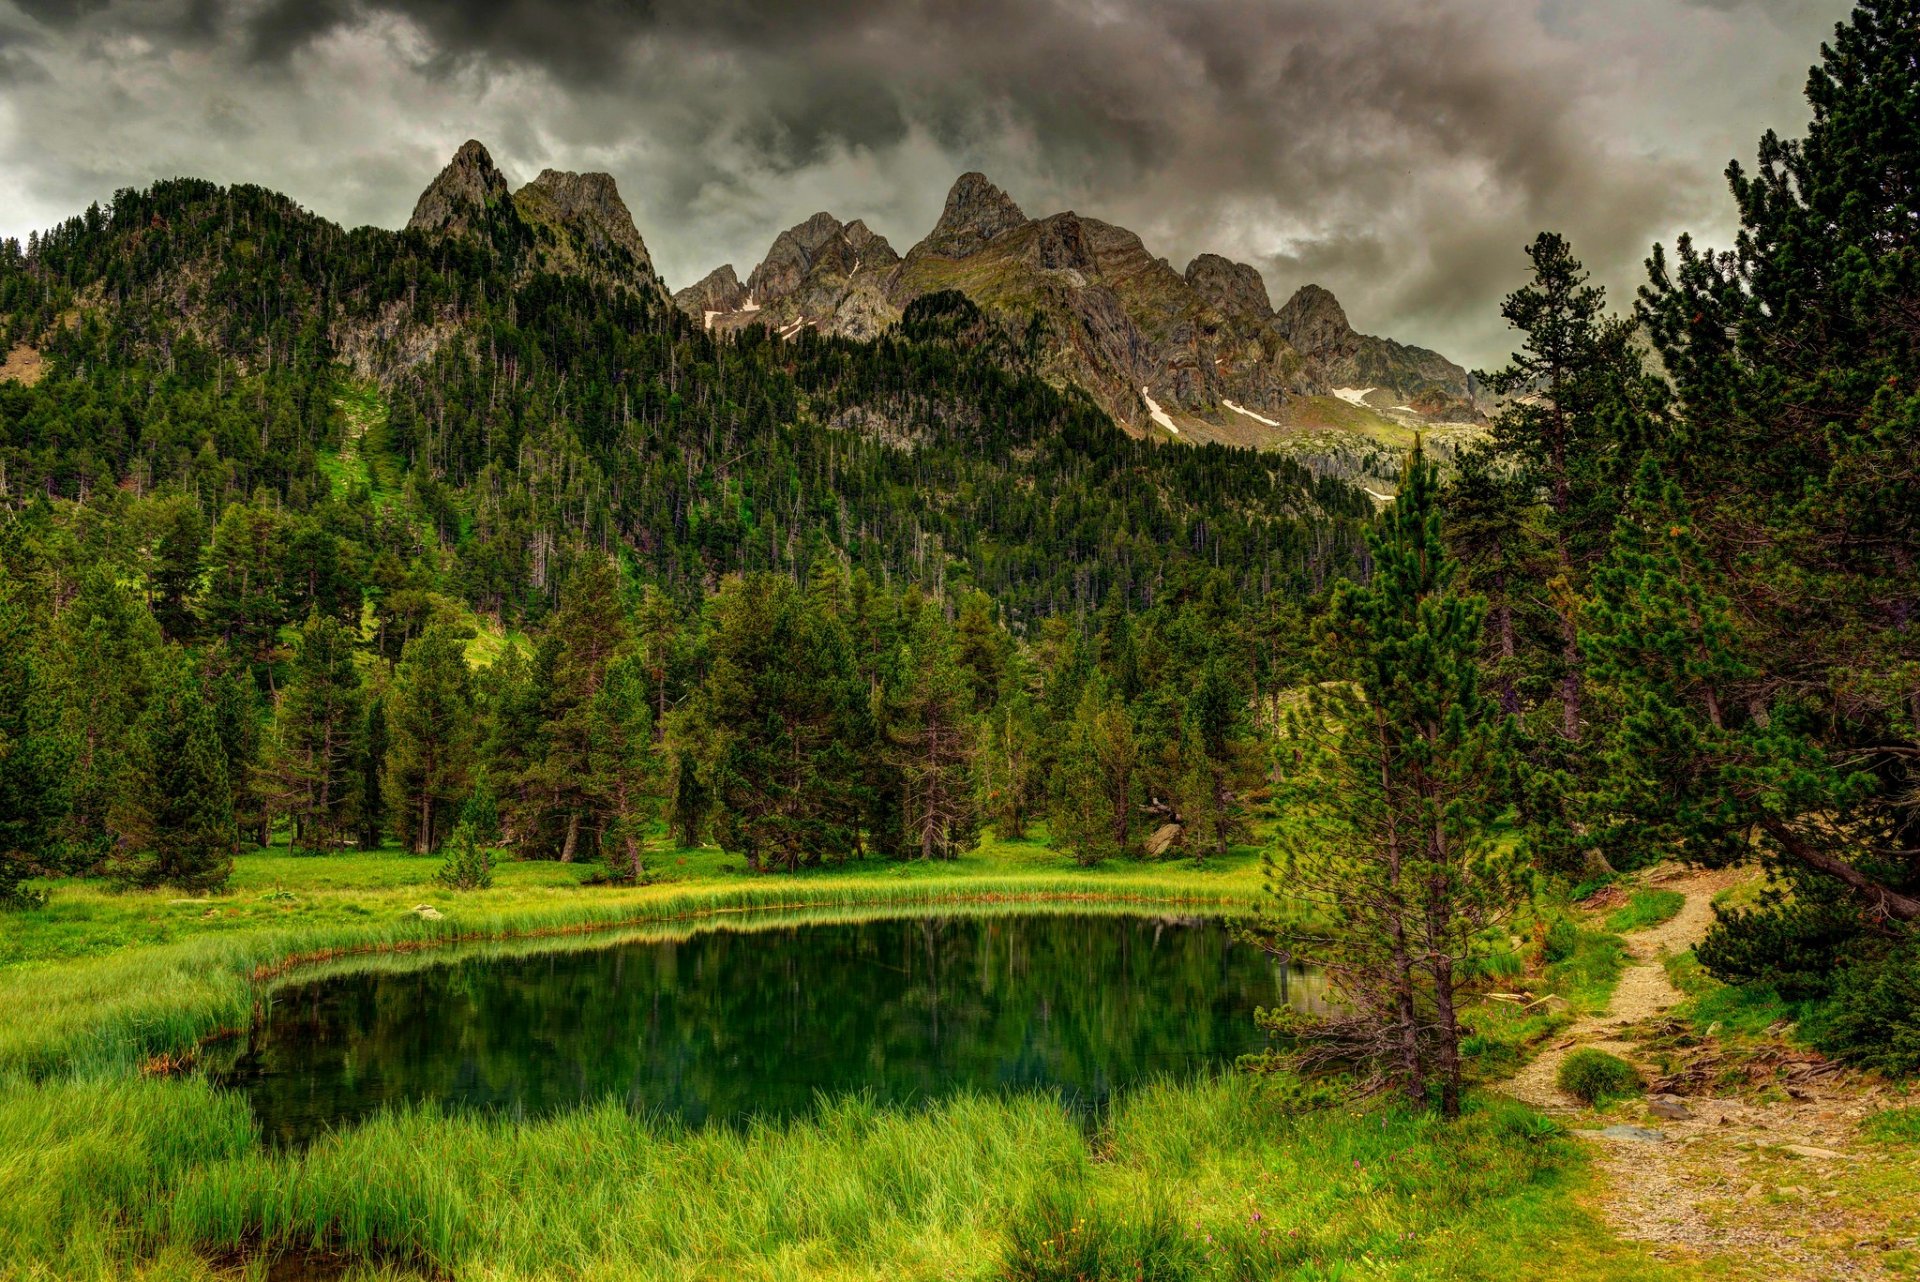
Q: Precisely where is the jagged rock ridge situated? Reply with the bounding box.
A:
[673,170,1475,444]
[406,141,664,302]
[408,140,511,237]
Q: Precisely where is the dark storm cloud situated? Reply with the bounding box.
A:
[0,0,1853,365]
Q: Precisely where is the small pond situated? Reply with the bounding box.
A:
[216,910,1326,1144]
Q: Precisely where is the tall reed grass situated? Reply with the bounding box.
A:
[1,1071,1670,1282]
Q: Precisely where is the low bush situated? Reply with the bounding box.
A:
[1802,934,1920,1075]
[1556,1049,1642,1106]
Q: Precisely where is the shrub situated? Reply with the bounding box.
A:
[1555,1049,1642,1106]
[434,820,493,891]
[1537,913,1580,965]
[1802,934,1920,1075]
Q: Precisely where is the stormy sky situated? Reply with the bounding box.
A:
[0,0,1849,366]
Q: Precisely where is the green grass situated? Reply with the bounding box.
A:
[0,1070,1685,1282]
[1662,951,1803,1041]
[1603,889,1686,934]
[0,845,1712,1280]
[317,381,400,506]
[1459,912,1631,1081]
[1863,1107,1920,1146]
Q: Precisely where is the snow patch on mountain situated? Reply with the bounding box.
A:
[1223,399,1280,427]
[1141,387,1178,434]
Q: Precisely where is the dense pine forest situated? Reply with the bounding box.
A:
[2,0,1918,1097]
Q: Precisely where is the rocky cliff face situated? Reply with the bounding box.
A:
[1185,253,1273,322]
[909,172,1028,260]
[681,210,901,341]
[404,142,664,301]
[514,168,659,281]
[407,140,510,237]
[673,264,748,324]
[1275,283,1468,408]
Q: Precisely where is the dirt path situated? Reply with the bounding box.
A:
[1504,867,1909,1279]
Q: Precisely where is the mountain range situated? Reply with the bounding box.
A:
[399,141,1479,468]
[671,167,1479,446]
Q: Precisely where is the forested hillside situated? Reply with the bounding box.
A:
[0,171,1368,624]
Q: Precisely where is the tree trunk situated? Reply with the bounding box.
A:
[417,792,432,855]
[1761,817,1920,921]
[561,810,580,863]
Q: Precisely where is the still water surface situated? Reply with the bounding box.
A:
[218,911,1320,1144]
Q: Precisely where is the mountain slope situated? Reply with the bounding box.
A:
[0,143,1374,623]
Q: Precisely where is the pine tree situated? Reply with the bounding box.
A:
[1629,0,1920,923]
[1048,678,1138,864]
[202,499,291,666]
[593,654,660,882]
[978,690,1042,840]
[700,572,863,871]
[115,657,235,890]
[0,563,51,907]
[434,818,493,890]
[883,600,979,860]
[517,556,631,862]
[1252,443,1520,1117]
[35,572,165,872]
[667,747,709,850]
[260,612,365,853]
[385,622,476,854]
[1473,234,1659,873]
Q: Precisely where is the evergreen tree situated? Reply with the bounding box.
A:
[883,600,979,860]
[202,499,291,667]
[592,653,660,881]
[699,572,864,871]
[978,690,1042,840]
[516,556,631,862]
[0,562,51,907]
[1472,234,1660,872]
[1048,678,1138,864]
[260,612,365,853]
[34,571,165,871]
[667,747,709,850]
[1629,0,1920,925]
[434,818,493,891]
[1252,444,1520,1117]
[115,657,235,890]
[385,622,476,854]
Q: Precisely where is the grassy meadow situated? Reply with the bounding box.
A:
[2,833,1693,1282]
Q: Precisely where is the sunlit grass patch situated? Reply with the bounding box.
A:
[1603,889,1685,934]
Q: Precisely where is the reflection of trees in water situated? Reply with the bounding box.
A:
[1274,962,1339,1018]
[221,914,1299,1144]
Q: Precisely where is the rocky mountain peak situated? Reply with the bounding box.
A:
[513,168,656,275]
[1185,254,1272,321]
[841,219,894,258]
[1023,212,1097,274]
[1273,283,1354,354]
[913,172,1028,259]
[408,140,510,234]
[748,212,846,303]
[673,264,748,323]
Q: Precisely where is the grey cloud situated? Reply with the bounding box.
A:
[0,0,1853,366]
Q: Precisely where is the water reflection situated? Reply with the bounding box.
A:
[216,911,1318,1145]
